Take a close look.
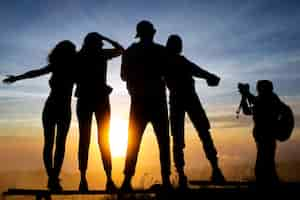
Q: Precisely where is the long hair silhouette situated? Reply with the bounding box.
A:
[3,40,77,191]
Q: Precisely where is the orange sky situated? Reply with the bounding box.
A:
[1,121,300,190]
[0,92,299,190]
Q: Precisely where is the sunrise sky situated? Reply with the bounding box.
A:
[0,0,300,190]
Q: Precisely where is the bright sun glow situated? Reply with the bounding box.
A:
[109,117,128,157]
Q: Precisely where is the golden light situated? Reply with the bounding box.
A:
[109,117,128,157]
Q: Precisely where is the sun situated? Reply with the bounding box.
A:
[109,117,128,158]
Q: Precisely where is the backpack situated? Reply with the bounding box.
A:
[275,102,294,142]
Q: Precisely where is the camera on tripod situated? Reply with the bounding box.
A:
[238,82,250,95]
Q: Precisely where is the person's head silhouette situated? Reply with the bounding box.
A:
[257,80,274,97]
[83,32,104,50]
[135,20,156,41]
[48,40,76,65]
[166,34,182,55]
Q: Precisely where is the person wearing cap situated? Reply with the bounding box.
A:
[165,35,225,188]
[75,32,124,192]
[120,20,171,191]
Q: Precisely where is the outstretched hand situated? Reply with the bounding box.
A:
[206,74,220,87]
[3,75,17,84]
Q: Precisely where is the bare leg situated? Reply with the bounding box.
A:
[42,102,55,189]
[77,99,93,191]
[51,109,71,191]
[95,98,116,191]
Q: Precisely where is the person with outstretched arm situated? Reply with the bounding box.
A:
[165,35,225,189]
[3,40,77,191]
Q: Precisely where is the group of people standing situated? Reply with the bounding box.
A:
[3,20,282,192]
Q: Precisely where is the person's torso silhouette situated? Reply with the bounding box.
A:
[48,61,74,105]
[75,35,114,100]
[253,93,281,141]
[165,55,197,95]
[122,41,167,100]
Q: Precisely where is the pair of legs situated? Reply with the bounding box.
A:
[170,92,224,187]
[255,136,278,185]
[122,97,171,190]
[42,98,71,191]
[77,96,115,191]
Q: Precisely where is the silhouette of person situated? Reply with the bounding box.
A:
[238,80,280,185]
[120,20,171,191]
[165,35,225,188]
[3,40,77,191]
[75,32,124,192]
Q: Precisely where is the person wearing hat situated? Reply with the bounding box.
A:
[120,20,171,191]
[75,32,124,192]
[165,35,225,189]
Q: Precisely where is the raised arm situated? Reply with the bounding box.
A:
[120,49,129,81]
[3,65,51,84]
[102,36,125,59]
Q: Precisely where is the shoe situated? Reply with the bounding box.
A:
[149,183,161,191]
[162,182,173,192]
[160,176,173,192]
[79,179,89,192]
[178,175,188,190]
[106,180,117,193]
[47,177,63,192]
[120,180,133,192]
[211,168,226,184]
